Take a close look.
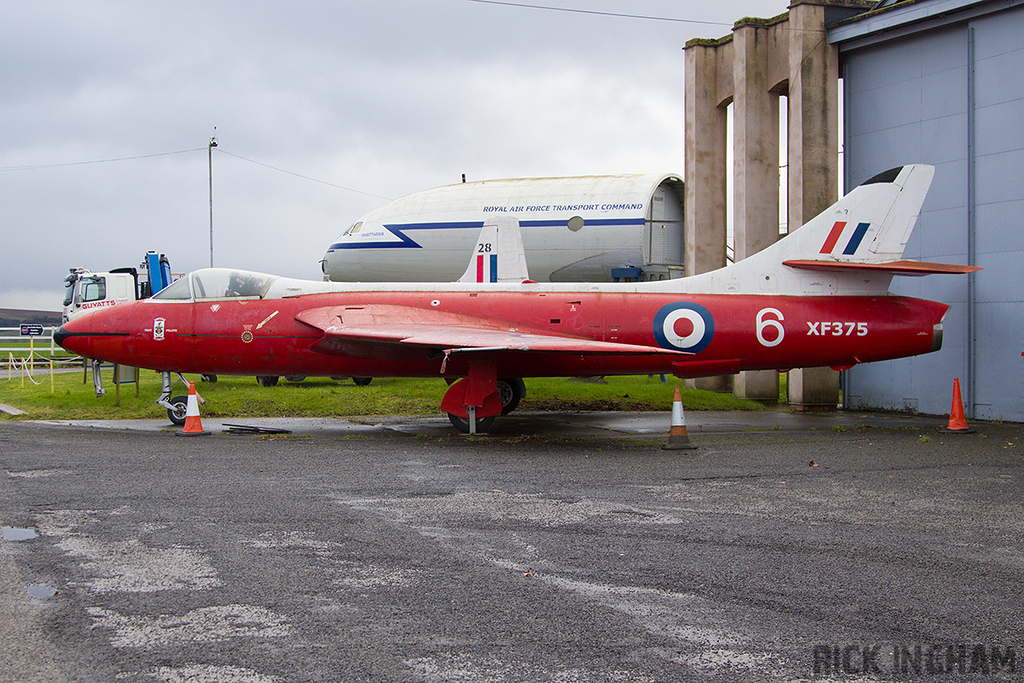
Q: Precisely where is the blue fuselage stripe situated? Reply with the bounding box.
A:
[327,217,646,251]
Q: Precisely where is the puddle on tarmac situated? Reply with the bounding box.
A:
[28,584,57,598]
[2,526,39,541]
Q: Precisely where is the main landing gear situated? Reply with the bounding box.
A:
[444,371,526,434]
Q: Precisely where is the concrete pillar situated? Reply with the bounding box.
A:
[684,41,729,279]
[732,21,782,403]
[684,40,733,393]
[683,3,850,404]
[786,2,841,410]
[732,24,780,263]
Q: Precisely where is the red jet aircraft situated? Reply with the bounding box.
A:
[56,165,976,432]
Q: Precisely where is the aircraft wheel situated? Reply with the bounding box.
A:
[352,377,373,386]
[256,375,279,387]
[167,395,188,426]
[200,374,217,383]
[447,412,496,433]
[497,377,526,415]
[285,375,306,382]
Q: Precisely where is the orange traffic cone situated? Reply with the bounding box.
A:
[663,387,697,450]
[175,381,211,437]
[942,377,975,434]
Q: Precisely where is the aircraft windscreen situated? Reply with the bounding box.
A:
[192,269,275,299]
[151,276,191,300]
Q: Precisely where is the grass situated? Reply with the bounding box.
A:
[0,366,767,421]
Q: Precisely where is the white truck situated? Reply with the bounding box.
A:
[62,252,173,324]
[61,252,196,423]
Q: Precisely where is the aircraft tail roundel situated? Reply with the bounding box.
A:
[458,217,530,284]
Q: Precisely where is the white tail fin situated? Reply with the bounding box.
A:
[670,165,976,296]
[778,165,976,279]
[458,217,530,283]
[784,164,934,265]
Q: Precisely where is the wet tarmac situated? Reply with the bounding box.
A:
[1,411,1022,682]
[31,406,950,439]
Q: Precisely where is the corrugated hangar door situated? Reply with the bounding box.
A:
[840,4,1024,422]
[643,181,684,269]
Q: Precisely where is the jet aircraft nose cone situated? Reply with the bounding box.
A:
[53,325,71,348]
[53,322,92,354]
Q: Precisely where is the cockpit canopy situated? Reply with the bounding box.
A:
[151,268,277,301]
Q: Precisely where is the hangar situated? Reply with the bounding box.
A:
[833,0,1024,421]
[685,0,1022,419]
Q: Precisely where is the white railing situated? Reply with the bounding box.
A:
[0,326,60,356]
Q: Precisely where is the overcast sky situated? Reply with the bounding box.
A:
[0,0,788,312]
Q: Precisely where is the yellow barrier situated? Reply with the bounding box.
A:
[4,352,71,394]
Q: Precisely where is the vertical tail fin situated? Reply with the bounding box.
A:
[778,164,976,278]
[458,217,530,283]
[684,165,976,296]
[787,164,934,266]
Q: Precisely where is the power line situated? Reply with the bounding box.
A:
[215,148,391,201]
[0,144,390,201]
[0,147,206,172]
[465,0,733,26]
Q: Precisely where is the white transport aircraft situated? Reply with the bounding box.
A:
[321,174,685,284]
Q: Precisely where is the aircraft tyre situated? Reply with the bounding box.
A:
[497,377,526,415]
[447,412,496,433]
[256,376,279,387]
[353,377,373,386]
[200,374,218,383]
[167,395,188,426]
[285,376,306,382]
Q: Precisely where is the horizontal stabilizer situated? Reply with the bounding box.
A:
[783,259,981,277]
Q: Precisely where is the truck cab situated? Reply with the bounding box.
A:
[63,268,140,323]
[62,252,173,324]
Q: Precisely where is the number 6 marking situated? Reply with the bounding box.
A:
[756,308,785,347]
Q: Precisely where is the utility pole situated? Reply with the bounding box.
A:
[208,130,218,268]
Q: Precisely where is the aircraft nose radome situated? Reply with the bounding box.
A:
[53,317,93,353]
[53,325,71,347]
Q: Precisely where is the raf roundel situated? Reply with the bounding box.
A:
[653,302,715,353]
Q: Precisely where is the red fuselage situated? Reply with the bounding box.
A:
[57,289,948,380]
